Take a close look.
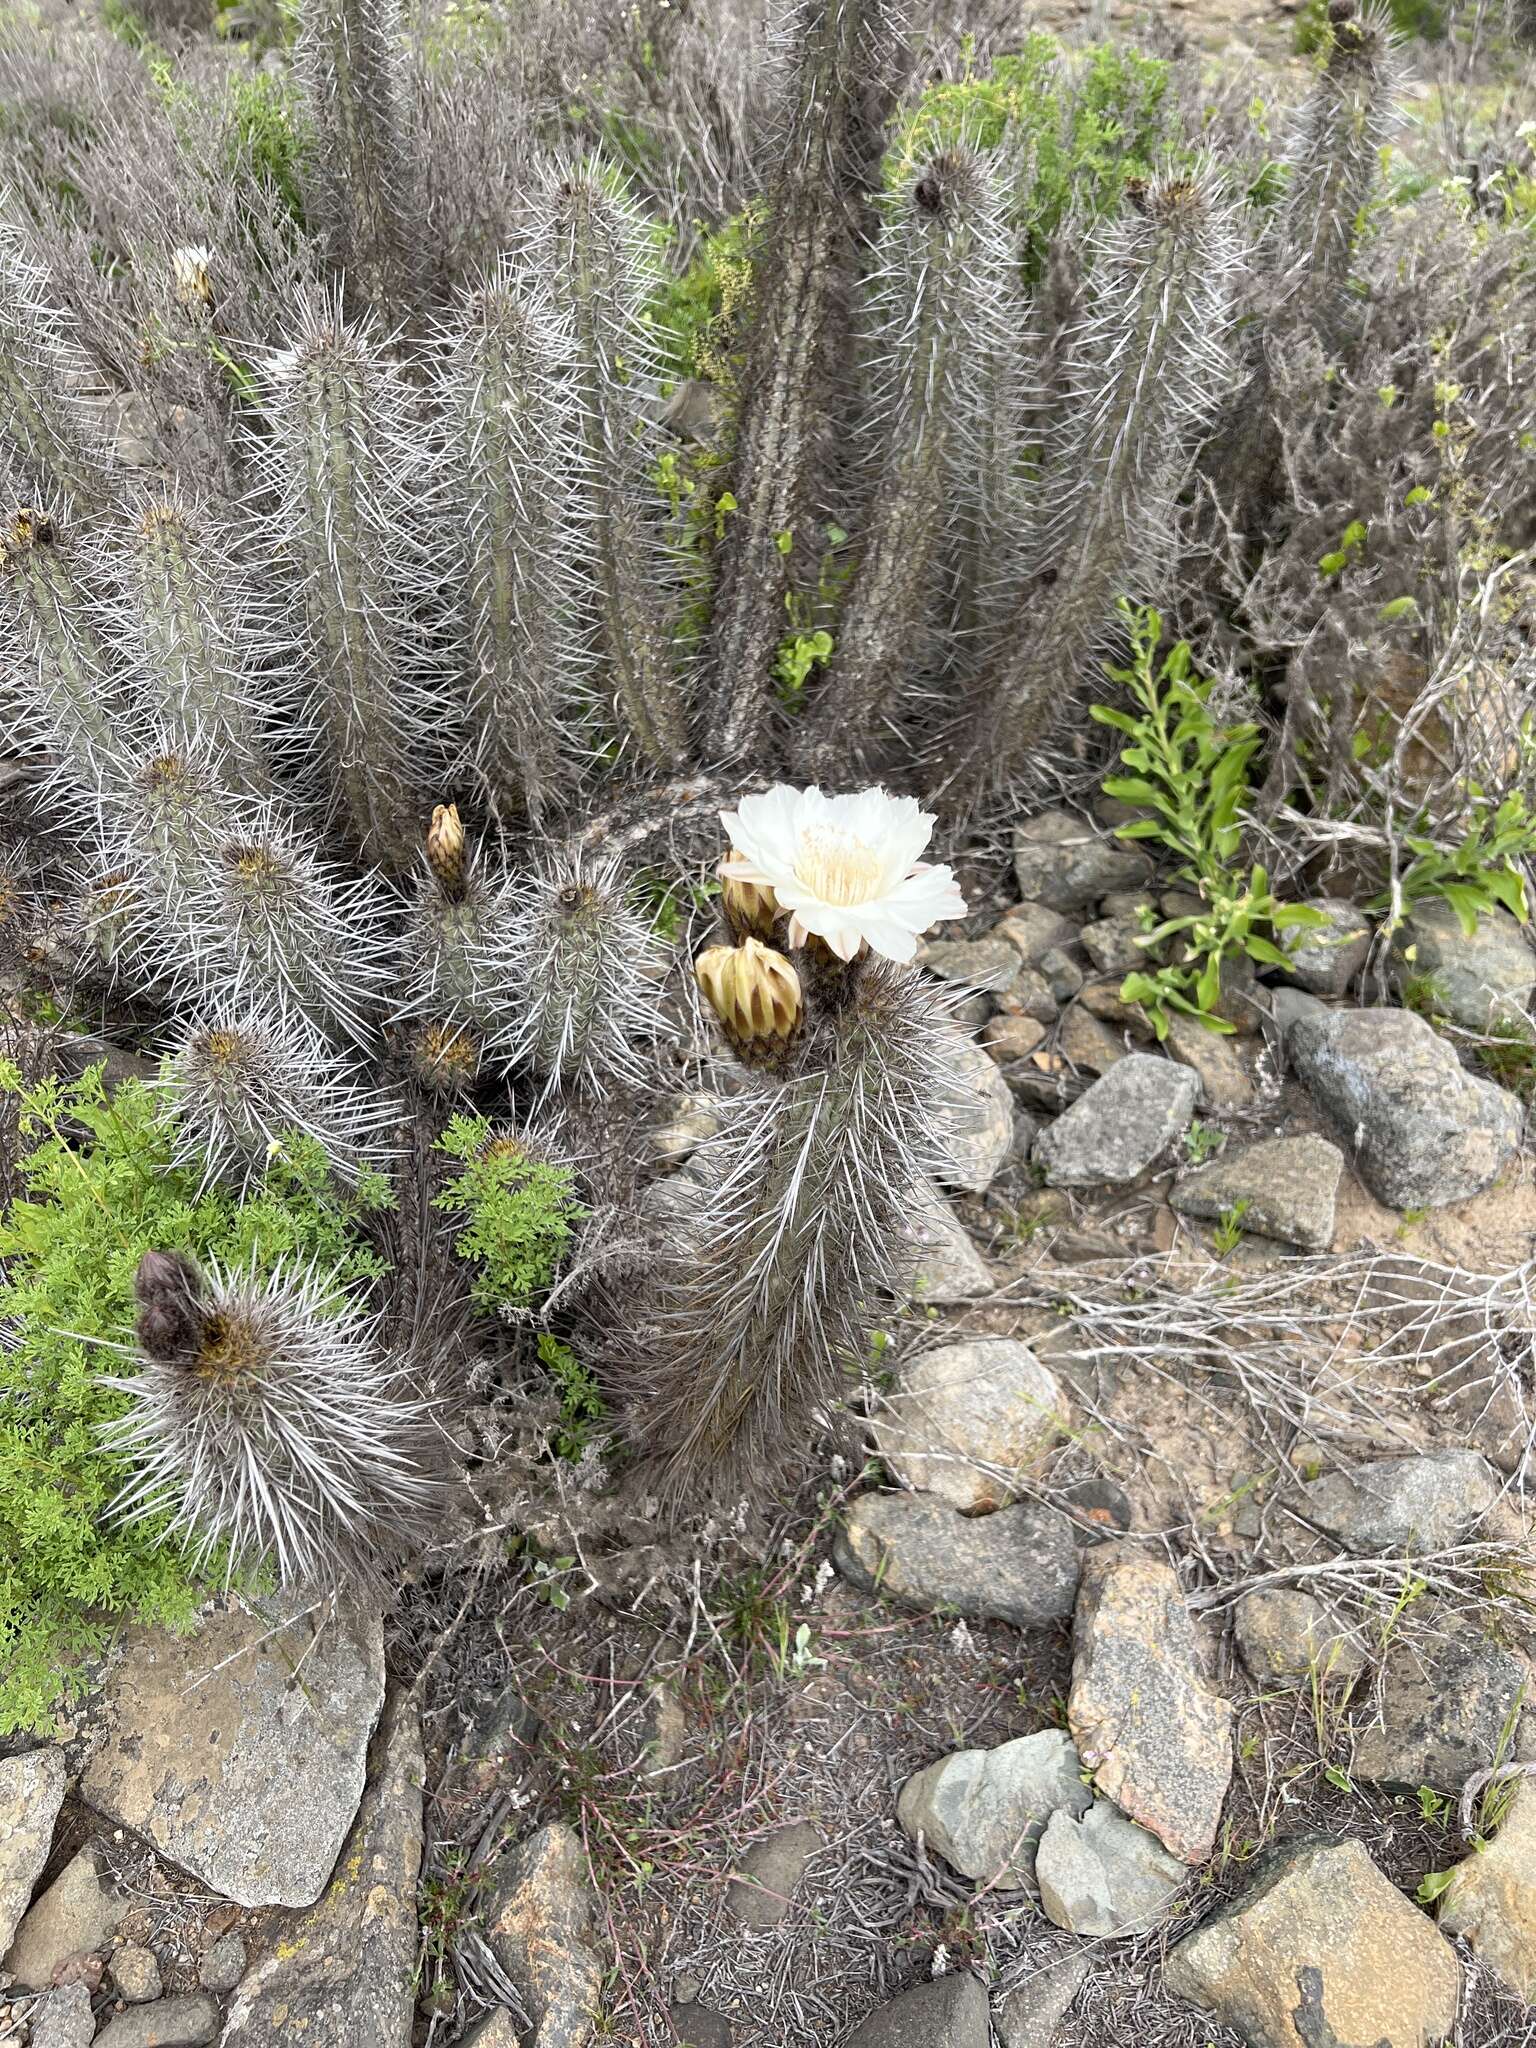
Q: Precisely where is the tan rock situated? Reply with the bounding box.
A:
[1068,1551,1232,1865]
[1164,1015,1256,1111]
[489,1822,601,2046]
[1165,1835,1460,2046]
[0,1748,66,1956]
[874,1339,1066,1514]
[1439,1780,1536,1998]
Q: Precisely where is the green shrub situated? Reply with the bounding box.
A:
[1295,0,1447,53]
[1369,789,1536,935]
[0,1059,390,1734]
[430,1113,583,1313]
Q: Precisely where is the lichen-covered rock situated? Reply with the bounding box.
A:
[1289,1006,1522,1209]
[79,1593,385,1910]
[833,1491,1079,1628]
[897,1730,1091,1890]
[487,1822,601,2047]
[0,1747,66,1957]
[1068,1550,1232,1866]
[1301,1451,1499,1554]
[1164,1836,1460,2047]
[27,1983,96,2048]
[1232,1590,1365,1687]
[874,1339,1066,1513]
[1171,1135,1344,1253]
[1033,1056,1197,1187]
[1351,1618,1528,1793]
[96,1994,222,2047]
[220,1699,424,2048]
[110,1944,164,2003]
[1390,899,1536,1033]
[1438,1780,1536,1998]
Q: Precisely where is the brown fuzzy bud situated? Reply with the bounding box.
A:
[695,937,802,1068]
[410,1020,480,1094]
[426,803,467,896]
[134,1250,207,1363]
[717,854,781,944]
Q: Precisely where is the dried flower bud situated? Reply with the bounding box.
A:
[426,803,467,896]
[134,1250,207,1363]
[717,853,781,943]
[410,1020,480,1094]
[170,244,215,314]
[695,937,802,1069]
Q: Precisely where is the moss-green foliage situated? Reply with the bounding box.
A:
[890,34,1182,282]
[0,1060,390,1734]
[431,1113,582,1313]
[223,68,306,222]
[648,206,759,391]
[538,1332,606,1459]
[1295,0,1446,53]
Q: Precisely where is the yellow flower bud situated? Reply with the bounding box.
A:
[426,803,467,895]
[717,853,781,942]
[695,938,802,1068]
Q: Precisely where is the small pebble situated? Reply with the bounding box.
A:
[198,1930,247,1994]
[111,1943,163,2003]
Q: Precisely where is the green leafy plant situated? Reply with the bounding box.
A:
[1091,604,1327,1038]
[431,1112,583,1313]
[1212,1200,1251,1256]
[539,1333,606,1461]
[0,1058,389,1733]
[1183,1118,1226,1165]
[1369,790,1536,938]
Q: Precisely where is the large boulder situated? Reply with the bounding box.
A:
[0,1748,66,1957]
[220,1699,424,2048]
[1300,1451,1499,1554]
[874,1339,1065,1514]
[833,1492,1079,1628]
[79,1593,385,1910]
[1288,1006,1521,1209]
[1171,1134,1344,1253]
[1390,899,1536,1033]
[1438,1780,1536,1998]
[1033,1055,1198,1187]
[897,1730,1091,1890]
[1068,1551,1232,1866]
[1164,1836,1460,2047]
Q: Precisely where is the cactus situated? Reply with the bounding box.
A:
[704,0,913,763]
[294,0,422,323]
[531,161,690,775]
[255,299,443,871]
[944,165,1241,798]
[1278,1,1397,317]
[0,215,113,511]
[797,146,1017,775]
[400,803,519,1045]
[102,1250,442,1589]
[0,507,121,789]
[428,265,588,827]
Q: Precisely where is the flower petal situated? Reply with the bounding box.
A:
[721,785,805,887]
[881,862,968,932]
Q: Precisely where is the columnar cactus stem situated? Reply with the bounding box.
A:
[258,300,440,871]
[1279,1,1397,315]
[533,163,689,775]
[429,266,587,826]
[705,0,913,763]
[798,147,1014,773]
[0,216,113,510]
[0,508,121,787]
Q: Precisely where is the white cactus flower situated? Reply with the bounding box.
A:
[720,783,966,963]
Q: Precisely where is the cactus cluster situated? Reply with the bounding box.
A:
[0,0,1532,1616]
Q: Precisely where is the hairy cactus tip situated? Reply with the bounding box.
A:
[717,783,967,964]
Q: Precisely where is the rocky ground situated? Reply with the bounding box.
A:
[6,786,1536,2047]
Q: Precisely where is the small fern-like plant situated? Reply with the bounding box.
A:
[431,1112,584,1315]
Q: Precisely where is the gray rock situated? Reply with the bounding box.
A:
[0,1747,66,1956]
[1033,1055,1198,1187]
[1233,1590,1366,1687]
[1068,1550,1232,1866]
[833,1491,1079,1628]
[1352,1618,1528,1792]
[1268,986,1328,1036]
[111,1943,164,2002]
[993,1954,1090,2047]
[664,2004,733,2048]
[845,1974,990,2048]
[1080,916,1147,976]
[1171,1135,1345,1253]
[1009,968,1059,1024]
[896,1730,1092,1889]
[1302,1450,1499,1553]
[936,1028,1016,1194]
[726,1821,820,1929]
[1164,1835,1460,2048]
[29,1983,96,2048]
[5,1845,126,1991]
[79,1592,385,1910]
[461,2015,521,2048]
[1164,1015,1256,1111]
[1289,1005,1522,1209]
[1039,947,1085,1004]
[198,1930,247,1994]
[993,904,1078,970]
[1438,1779,1536,1999]
[487,1822,600,2047]
[221,1699,424,2048]
[1055,1002,1128,1074]
[1013,810,1152,913]
[1035,1799,1187,1936]
[96,1995,221,2047]
[982,1014,1047,1064]
[891,1181,995,1304]
[1391,899,1536,1032]
[922,938,1021,995]
[1282,898,1372,996]
[874,1339,1065,1514]
[1102,890,1156,919]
